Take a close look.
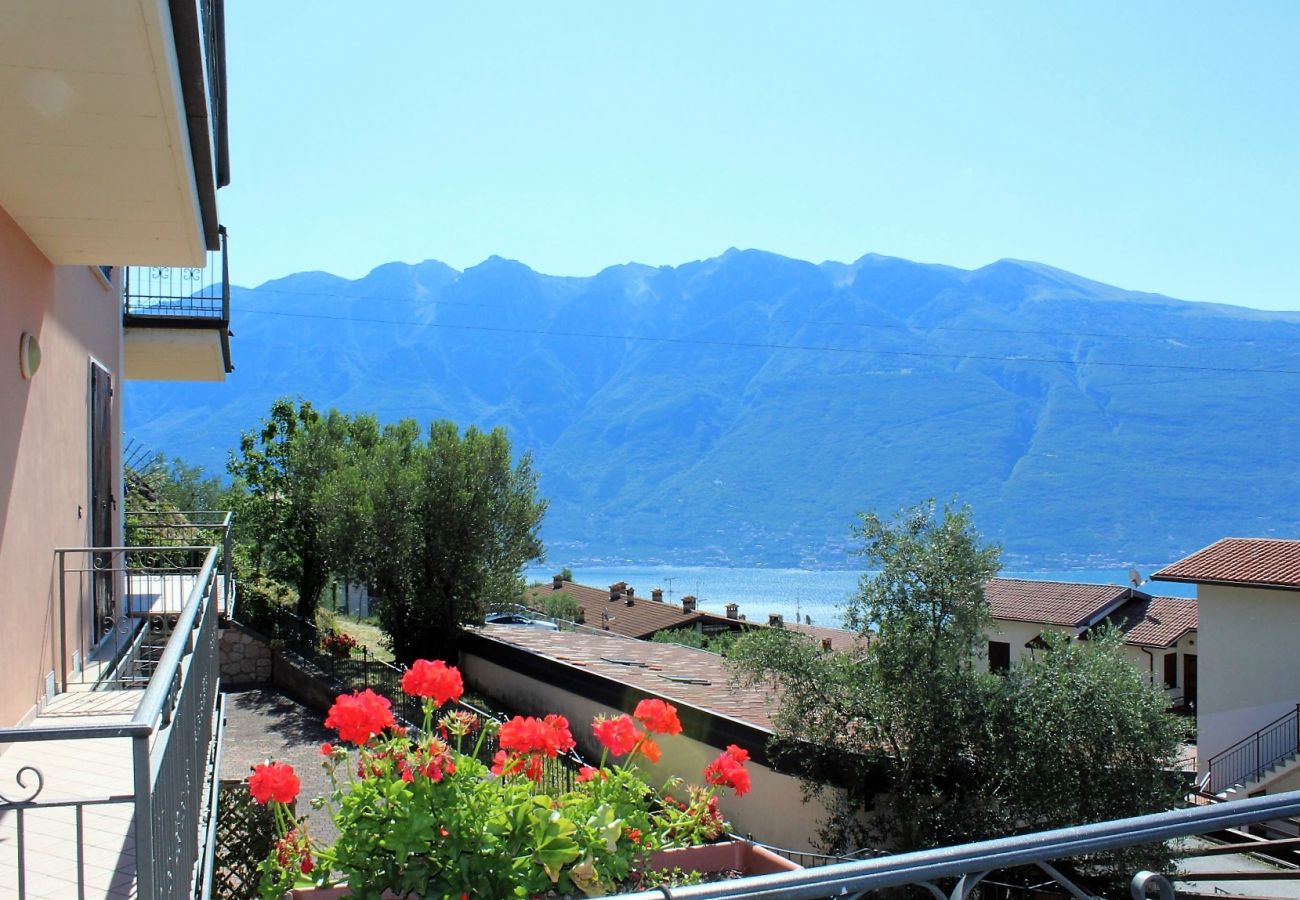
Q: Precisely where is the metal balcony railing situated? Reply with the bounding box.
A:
[611,790,1300,900]
[0,546,224,899]
[126,509,236,620]
[123,226,229,325]
[1208,703,1300,794]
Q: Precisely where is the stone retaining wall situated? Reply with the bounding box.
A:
[220,621,273,687]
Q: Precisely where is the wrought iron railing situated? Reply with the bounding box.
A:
[611,790,1300,900]
[1208,703,1300,793]
[52,544,221,692]
[0,546,222,899]
[124,226,229,323]
[126,509,235,619]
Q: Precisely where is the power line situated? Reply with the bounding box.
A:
[227,304,1300,377]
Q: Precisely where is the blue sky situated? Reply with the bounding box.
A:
[224,2,1299,311]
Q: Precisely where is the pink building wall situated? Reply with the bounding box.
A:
[0,204,124,728]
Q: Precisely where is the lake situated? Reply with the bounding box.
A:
[524,564,1196,630]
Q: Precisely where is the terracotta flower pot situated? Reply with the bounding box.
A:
[287,841,800,897]
[646,839,803,876]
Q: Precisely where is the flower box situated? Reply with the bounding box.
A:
[285,840,800,897]
[249,659,760,899]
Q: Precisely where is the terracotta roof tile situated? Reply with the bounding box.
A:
[529,580,862,650]
[472,624,780,731]
[1153,538,1300,590]
[1101,595,1198,647]
[527,581,710,638]
[984,578,1130,628]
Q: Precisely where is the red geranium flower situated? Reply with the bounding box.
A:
[637,736,662,764]
[249,761,300,805]
[325,688,395,745]
[319,742,334,757]
[577,765,606,783]
[634,698,682,735]
[592,714,642,757]
[704,745,752,797]
[499,714,576,757]
[401,659,465,705]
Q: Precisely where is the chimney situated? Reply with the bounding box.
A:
[609,582,626,601]
[725,602,739,620]
[822,637,833,652]
[624,585,634,598]
[552,574,563,590]
[651,588,664,602]
[682,595,697,614]
[625,596,635,607]
[575,608,585,624]
[768,613,784,627]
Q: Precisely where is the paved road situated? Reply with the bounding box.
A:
[221,688,339,842]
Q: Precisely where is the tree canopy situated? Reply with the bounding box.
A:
[728,500,1185,887]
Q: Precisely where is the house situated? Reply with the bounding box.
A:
[982,578,1198,705]
[461,623,849,851]
[1153,538,1300,796]
[530,576,861,651]
[0,1,234,896]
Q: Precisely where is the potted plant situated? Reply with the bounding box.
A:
[248,660,790,899]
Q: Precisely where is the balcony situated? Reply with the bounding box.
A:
[0,0,229,267]
[0,521,232,899]
[123,227,233,381]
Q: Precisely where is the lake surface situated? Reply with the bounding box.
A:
[524,564,1196,629]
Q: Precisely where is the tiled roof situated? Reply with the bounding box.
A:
[1153,538,1300,590]
[528,581,710,639]
[1102,595,1198,647]
[984,578,1131,628]
[529,580,862,649]
[471,624,780,732]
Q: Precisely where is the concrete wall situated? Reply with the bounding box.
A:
[1198,584,1300,770]
[461,652,840,852]
[0,204,124,728]
[981,619,1069,671]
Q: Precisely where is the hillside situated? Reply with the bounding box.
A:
[123,250,1300,568]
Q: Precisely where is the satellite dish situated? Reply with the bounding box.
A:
[1129,568,1147,588]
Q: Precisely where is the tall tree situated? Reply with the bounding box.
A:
[371,421,547,663]
[229,399,349,619]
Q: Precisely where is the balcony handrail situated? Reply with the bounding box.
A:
[123,228,228,322]
[611,789,1300,900]
[133,546,217,732]
[1207,702,1300,792]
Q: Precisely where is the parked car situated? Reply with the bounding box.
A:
[484,612,559,630]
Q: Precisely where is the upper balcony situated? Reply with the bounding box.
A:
[0,0,229,267]
[123,226,233,380]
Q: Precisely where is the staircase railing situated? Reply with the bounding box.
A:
[1208,703,1300,792]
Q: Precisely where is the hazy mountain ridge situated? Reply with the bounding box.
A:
[124,250,1300,569]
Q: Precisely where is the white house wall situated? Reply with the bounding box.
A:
[460,652,843,852]
[1198,584,1300,770]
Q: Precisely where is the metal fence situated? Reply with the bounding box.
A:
[0,546,223,899]
[248,603,585,793]
[125,510,235,618]
[123,227,229,322]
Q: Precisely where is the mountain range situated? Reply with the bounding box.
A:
[123,249,1300,569]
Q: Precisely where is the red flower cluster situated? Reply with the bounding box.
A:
[592,714,642,756]
[634,698,682,735]
[249,761,300,805]
[325,688,396,745]
[401,659,464,705]
[498,714,575,756]
[576,765,608,784]
[492,714,575,783]
[703,744,751,797]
